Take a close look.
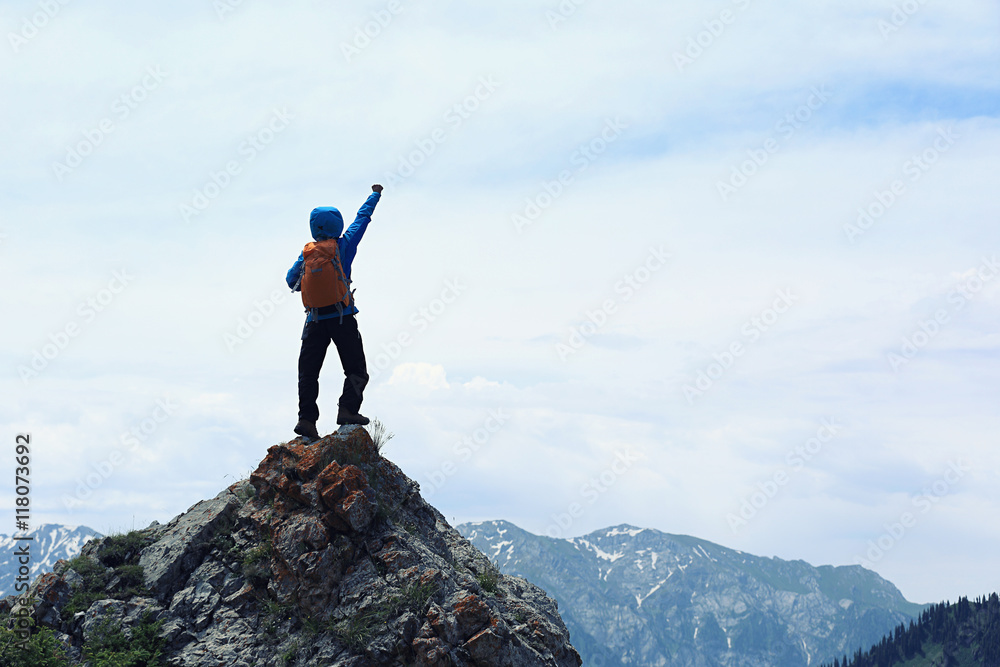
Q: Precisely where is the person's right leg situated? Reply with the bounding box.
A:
[297,320,332,430]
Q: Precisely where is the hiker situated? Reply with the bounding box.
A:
[286,184,384,441]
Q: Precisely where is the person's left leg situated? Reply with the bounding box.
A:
[296,320,331,435]
[329,315,369,421]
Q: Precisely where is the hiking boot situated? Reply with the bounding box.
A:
[337,408,370,426]
[294,419,320,441]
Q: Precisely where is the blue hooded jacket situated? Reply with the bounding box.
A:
[286,191,381,322]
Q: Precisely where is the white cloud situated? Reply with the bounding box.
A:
[387,362,451,392]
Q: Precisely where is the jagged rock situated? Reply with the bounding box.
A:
[139,488,242,601]
[62,568,84,591]
[168,581,220,631]
[2,426,582,666]
[464,625,504,664]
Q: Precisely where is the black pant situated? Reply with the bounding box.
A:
[297,314,369,423]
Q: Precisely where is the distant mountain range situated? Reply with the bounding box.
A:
[0,524,101,598]
[0,518,937,666]
[457,520,928,667]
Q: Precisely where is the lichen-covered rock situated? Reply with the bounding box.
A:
[2,425,582,666]
[27,572,71,627]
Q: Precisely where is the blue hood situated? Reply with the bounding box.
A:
[310,206,344,240]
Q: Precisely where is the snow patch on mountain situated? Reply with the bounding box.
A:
[571,537,624,562]
[490,539,515,561]
[635,577,669,608]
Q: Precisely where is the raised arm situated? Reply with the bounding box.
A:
[342,185,383,249]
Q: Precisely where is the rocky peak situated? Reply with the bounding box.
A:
[2,426,582,666]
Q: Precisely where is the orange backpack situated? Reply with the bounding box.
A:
[299,239,353,315]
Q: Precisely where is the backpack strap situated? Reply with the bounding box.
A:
[328,244,354,321]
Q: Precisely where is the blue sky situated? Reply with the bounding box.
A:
[2,0,999,605]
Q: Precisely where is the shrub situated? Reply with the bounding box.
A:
[82,612,165,667]
[242,536,273,584]
[477,568,501,596]
[365,418,395,454]
[61,531,154,623]
[401,579,438,612]
[0,612,71,667]
[98,531,150,568]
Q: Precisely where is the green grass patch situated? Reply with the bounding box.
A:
[61,532,153,623]
[207,515,239,562]
[97,530,150,568]
[477,567,501,596]
[261,598,296,641]
[241,536,273,585]
[82,612,165,667]
[330,606,382,652]
[301,614,321,637]
[279,639,300,666]
[373,499,393,524]
[400,579,438,611]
